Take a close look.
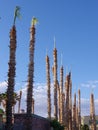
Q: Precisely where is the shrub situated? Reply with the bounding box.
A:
[50,119,64,130]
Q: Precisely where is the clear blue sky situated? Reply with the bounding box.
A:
[0,0,98,102]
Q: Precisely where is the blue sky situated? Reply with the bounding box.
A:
[0,0,98,116]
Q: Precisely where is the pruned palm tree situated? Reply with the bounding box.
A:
[46,55,51,119]
[6,6,21,130]
[27,17,38,114]
[53,46,58,120]
[26,17,38,130]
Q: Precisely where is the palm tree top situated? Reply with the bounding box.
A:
[13,6,21,25]
[31,17,38,26]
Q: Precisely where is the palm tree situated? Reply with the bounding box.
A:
[90,93,96,130]
[46,55,51,119]
[26,17,38,130]
[53,45,58,120]
[64,73,70,129]
[27,17,38,115]
[60,66,64,124]
[0,92,19,113]
[6,6,21,130]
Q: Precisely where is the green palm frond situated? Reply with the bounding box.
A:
[13,6,21,25]
[31,17,38,26]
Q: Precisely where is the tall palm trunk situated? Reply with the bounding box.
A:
[53,47,58,120]
[90,93,96,130]
[62,92,65,123]
[6,25,16,130]
[78,89,81,130]
[60,66,64,124]
[46,55,51,119]
[72,93,77,130]
[26,23,35,130]
[69,74,72,130]
[65,74,70,130]
[27,24,35,114]
[57,81,60,122]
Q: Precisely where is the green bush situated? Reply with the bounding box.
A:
[0,109,4,114]
[81,124,89,130]
[50,119,64,130]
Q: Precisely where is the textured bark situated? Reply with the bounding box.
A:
[90,93,96,130]
[57,81,60,122]
[62,92,65,122]
[60,66,64,124]
[26,25,35,130]
[72,93,77,130]
[76,107,79,130]
[6,25,16,130]
[27,25,35,114]
[53,47,58,120]
[78,89,81,130]
[64,73,70,130]
[46,55,51,119]
[69,76,72,130]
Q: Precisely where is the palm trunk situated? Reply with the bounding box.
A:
[27,25,35,114]
[46,55,51,119]
[64,73,70,130]
[6,25,16,130]
[69,74,72,130]
[26,24,35,130]
[62,92,65,123]
[76,107,79,130]
[53,47,58,120]
[57,81,60,122]
[60,66,64,124]
[78,89,81,130]
[90,93,96,130]
[72,93,77,130]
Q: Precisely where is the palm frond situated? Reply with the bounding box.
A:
[31,17,38,26]
[13,6,21,25]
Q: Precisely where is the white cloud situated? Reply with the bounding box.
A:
[81,83,90,88]
[81,80,98,89]
[14,83,54,117]
[1,81,98,118]
[88,80,98,84]
[0,81,7,93]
